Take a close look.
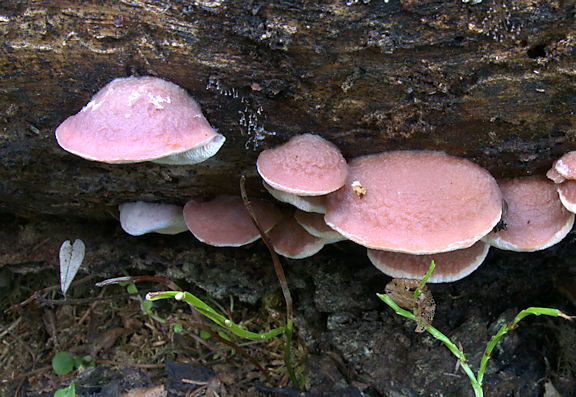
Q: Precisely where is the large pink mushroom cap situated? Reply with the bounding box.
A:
[257,133,348,196]
[484,176,574,252]
[325,151,503,254]
[368,241,490,283]
[183,196,281,247]
[55,76,225,164]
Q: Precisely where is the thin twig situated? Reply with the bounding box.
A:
[37,292,142,306]
[68,285,108,340]
[239,176,292,320]
[0,317,22,340]
[94,360,165,369]
[96,275,182,291]
[0,321,36,369]
[182,379,208,385]
[6,275,96,313]
[239,175,298,388]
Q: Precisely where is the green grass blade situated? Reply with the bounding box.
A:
[477,307,568,384]
[146,291,285,341]
[378,257,574,397]
[377,293,483,397]
[414,260,435,301]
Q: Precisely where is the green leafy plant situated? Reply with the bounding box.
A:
[52,351,93,376]
[378,261,574,397]
[146,290,285,367]
[52,352,75,376]
[121,281,165,323]
[172,322,183,334]
[146,291,285,340]
[53,382,75,397]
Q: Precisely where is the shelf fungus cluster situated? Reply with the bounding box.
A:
[253,138,575,282]
[55,76,576,284]
[326,150,501,283]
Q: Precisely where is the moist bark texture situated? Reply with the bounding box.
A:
[2,0,576,218]
[1,1,576,396]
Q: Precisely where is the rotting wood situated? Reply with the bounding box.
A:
[1,0,575,218]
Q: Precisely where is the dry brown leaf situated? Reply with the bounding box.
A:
[385,278,436,333]
[121,385,166,397]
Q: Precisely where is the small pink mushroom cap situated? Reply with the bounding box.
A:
[483,176,574,252]
[558,180,576,213]
[547,152,576,183]
[546,166,565,184]
[257,133,348,196]
[268,213,325,259]
[367,241,490,283]
[55,76,225,164]
[119,202,188,236]
[183,196,281,247]
[263,181,327,213]
[294,209,345,244]
[325,151,503,254]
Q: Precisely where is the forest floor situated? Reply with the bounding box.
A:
[0,268,305,396]
[1,214,576,396]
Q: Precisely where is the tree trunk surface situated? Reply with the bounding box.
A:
[1,1,576,395]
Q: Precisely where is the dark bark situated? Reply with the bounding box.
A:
[1,0,576,218]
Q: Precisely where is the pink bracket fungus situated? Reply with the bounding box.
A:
[257,133,348,195]
[55,76,225,165]
[483,176,574,251]
[262,181,327,214]
[183,196,281,247]
[325,151,502,254]
[558,180,576,213]
[119,202,188,236]
[368,241,490,283]
[257,133,348,212]
[294,209,345,244]
[268,213,325,259]
[546,151,576,183]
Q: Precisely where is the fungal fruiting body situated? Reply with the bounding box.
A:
[257,133,348,213]
[55,76,225,164]
[558,181,576,213]
[368,241,490,283]
[119,202,188,236]
[268,212,325,259]
[257,133,348,195]
[262,181,327,214]
[325,151,502,254]
[547,151,576,184]
[293,209,345,244]
[483,176,574,252]
[183,196,281,247]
